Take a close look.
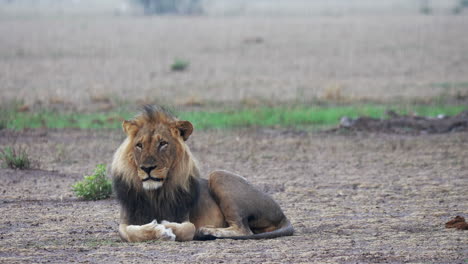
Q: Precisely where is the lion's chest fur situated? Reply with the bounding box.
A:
[113,176,200,225]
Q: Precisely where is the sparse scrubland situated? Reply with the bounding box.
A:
[0,5,467,263]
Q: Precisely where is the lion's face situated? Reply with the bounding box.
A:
[123,117,193,191]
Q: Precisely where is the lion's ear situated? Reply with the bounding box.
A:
[175,121,193,141]
[122,120,139,136]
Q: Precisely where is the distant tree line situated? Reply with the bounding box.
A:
[453,0,468,14]
[133,0,203,15]
[420,0,468,14]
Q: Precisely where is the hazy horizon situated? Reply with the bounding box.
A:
[0,0,463,17]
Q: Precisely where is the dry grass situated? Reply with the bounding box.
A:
[0,16,467,110]
[0,146,32,169]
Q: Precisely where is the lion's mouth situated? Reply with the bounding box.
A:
[142,176,164,182]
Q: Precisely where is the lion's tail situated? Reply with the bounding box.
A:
[229,219,294,240]
[195,219,294,241]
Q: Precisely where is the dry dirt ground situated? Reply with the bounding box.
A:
[1,13,468,264]
[1,15,468,109]
[0,128,467,263]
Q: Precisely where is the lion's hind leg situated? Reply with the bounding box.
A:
[205,170,288,239]
[119,220,176,242]
[198,224,252,238]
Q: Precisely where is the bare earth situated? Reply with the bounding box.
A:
[0,129,467,263]
[1,13,468,264]
[1,16,468,109]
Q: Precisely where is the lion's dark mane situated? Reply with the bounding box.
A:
[113,176,200,225]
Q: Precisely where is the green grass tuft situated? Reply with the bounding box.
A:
[0,146,32,169]
[171,59,189,71]
[72,164,112,201]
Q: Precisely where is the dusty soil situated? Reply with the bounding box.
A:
[0,128,467,263]
[1,12,468,264]
[1,15,468,110]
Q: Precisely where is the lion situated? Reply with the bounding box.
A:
[112,105,294,242]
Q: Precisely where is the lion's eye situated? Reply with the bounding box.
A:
[135,143,143,149]
[159,141,168,150]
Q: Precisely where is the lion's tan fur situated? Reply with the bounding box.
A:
[113,105,293,242]
[111,107,200,196]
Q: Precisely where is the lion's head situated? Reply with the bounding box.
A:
[112,105,199,192]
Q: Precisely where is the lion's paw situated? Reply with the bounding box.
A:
[154,225,176,241]
[198,227,219,238]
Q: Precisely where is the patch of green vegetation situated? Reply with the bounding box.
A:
[1,104,467,130]
[430,82,468,89]
[0,116,7,130]
[0,106,10,130]
[4,110,131,130]
[171,59,189,72]
[0,146,32,169]
[0,101,22,130]
[179,104,467,129]
[72,164,112,201]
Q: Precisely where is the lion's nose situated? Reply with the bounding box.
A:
[140,165,157,175]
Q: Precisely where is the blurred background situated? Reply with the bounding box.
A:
[1,0,467,16]
[0,0,467,128]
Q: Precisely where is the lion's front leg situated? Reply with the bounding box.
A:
[161,221,196,242]
[119,220,176,242]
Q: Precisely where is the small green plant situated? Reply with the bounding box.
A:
[72,164,112,200]
[0,146,31,169]
[171,59,189,72]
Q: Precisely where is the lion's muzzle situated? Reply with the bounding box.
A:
[140,165,157,175]
[138,165,168,189]
[142,176,164,182]
[140,165,165,182]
